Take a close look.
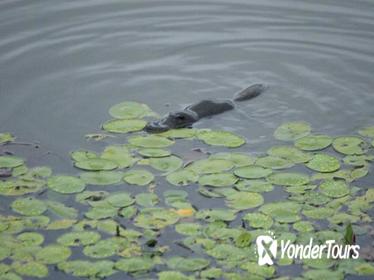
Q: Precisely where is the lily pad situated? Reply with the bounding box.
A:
[188,158,234,174]
[256,156,293,169]
[358,126,374,138]
[199,173,238,187]
[259,201,302,223]
[71,150,97,162]
[196,209,237,222]
[75,158,118,171]
[35,245,71,264]
[148,155,183,173]
[17,232,44,246]
[135,193,159,207]
[332,136,367,155]
[197,129,246,147]
[274,121,311,141]
[234,165,272,179]
[115,257,154,273]
[47,201,78,219]
[319,180,350,198]
[294,134,332,151]
[159,128,197,139]
[0,156,24,168]
[57,231,101,246]
[166,169,198,186]
[11,198,47,216]
[105,192,135,207]
[209,152,256,167]
[83,239,118,258]
[175,223,202,236]
[48,175,86,194]
[267,146,312,163]
[225,192,264,210]
[123,169,154,186]
[158,271,192,280]
[80,171,123,185]
[166,257,210,272]
[58,260,99,277]
[109,101,154,119]
[267,172,309,186]
[134,208,179,229]
[206,244,247,261]
[12,261,48,278]
[0,133,14,144]
[103,119,146,133]
[306,153,340,173]
[235,180,274,193]
[302,206,335,219]
[243,213,273,229]
[129,135,174,148]
[101,145,135,168]
[293,221,314,232]
[138,148,171,158]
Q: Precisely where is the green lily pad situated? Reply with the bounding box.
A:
[196,209,237,222]
[115,257,154,273]
[343,155,373,166]
[159,128,197,139]
[75,158,118,171]
[148,155,183,172]
[240,261,275,278]
[83,239,118,258]
[235,180,274,193]
[201,268,222,279]
[197,129,246,147]
[175,223,202,236]
[135,193,159,207]
[234,165,272,179]
[35,245,71,264]
[267,172,309,186]
[75,190,108,205]
[57,231,101,246]
[138,148,171,158]
[158,271,192,280]
[0,133,15,144]
[48,175,86,194]
[303,269,343,280]
[256,156,294,169]
[274,121,311,141]
[166,257,210,272]
[85,201,118,219]
[188,158,234,174]
[302,206,335,219]
[94,260,117,278]
[11,198,47,216]
[47,201,78,219]
[134,208,179,229]
[267,146,312,163]
[71,150,97,162]
[225,192,264,210]
[319,180,350,198]
[206,244,247,261]
[358,126,374,138]
[293,221,314,232]
[12,261,48,278]
[101,145,135,168]
[332,136,367,155]
[259,201,302,223]
[17,232,44,246]
[129,135,174,148]
[109,101,154,119]
[0,156,24,168]
[123,169,154,186]
[58,260,99,277]
[199,173,238,187]
[209,152,256,167]
[243,213,273,229]
[80,171,123,185]
[105,192,135,207]
[354,263,374,275]
[103,119,146,133]
[294,134,332,151]
[306,153,340,173]
[166,169,198,186]
[28,166,52,178]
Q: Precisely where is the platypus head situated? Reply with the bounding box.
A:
[144,111,198,133]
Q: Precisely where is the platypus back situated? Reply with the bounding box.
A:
[233,84,267,102]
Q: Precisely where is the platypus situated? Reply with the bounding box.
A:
[144,84,267,133]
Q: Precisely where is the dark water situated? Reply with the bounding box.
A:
[1,0,374,279]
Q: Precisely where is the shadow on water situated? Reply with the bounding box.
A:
[0,0,374,279]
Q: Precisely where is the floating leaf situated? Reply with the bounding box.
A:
[209,152,256,167]
[259,201,301,223]
[12,261,48,278]
[255,156,293,169]
[197,129,245,147]
[0,133,15,144]
[343,155,373,166]
[75,158,118,171]
[225,192,264,210]
[105,192,135,207]
[303,269,343,280]
[166,169,198,186]
[332,136,367,155]
[83,239,118,258]
[11,198,47,216]
[138,148,171,158]
[175,223,202,236]
[240,261,275,278]
[80,171,123,185]
[0,156,24,168]
[268,146,312,163]
[58,260,99,277]
[35,245,71,264]
[306,153,340,173]
[354,263,374,275]
[135,193,159,207]
[57,231,101,246]
[71,150,97,162]
[159,128,197,139]
[199,173,238,187]
[48,175,86,194]
[358,126,374,138]
[234,165,272,179]
[115,257,154,273]
[293,221,314,232]
[47,201,78,219]
[158,271,192,280]
[134,208,179,229]
[103,119,146,133]
[109,101,154,119]
[319,180,350,198]
[129,135,174,148]
[274,121,311,141]
[123,169,154,186]
[17,232,44,246]
[294,134,332,151]
[302,206,335,219]
[188,159,234,174]
[196,209,237,222]
[101,145,135,168]
[267,172,309,186]
[206,244,247,261]
[148,155,183,173]
[243,213,273,229]
[85,201,118,219]
[166,257,210,272]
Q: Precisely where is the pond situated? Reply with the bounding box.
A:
[0,0,374,279]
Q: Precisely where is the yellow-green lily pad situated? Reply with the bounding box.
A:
[234,165,272,179]
[48,175,86,194]
[267,146,312,163]
[196,209,237,222]
[138,148,171,158]
[306,153,340,173]
[57,231,101,246]
[115,257,154,273]
[12,261,48,278]
[197,129,246,147]
[103,119,146,133]
[332,136,367,155]
[134,208,179,229]
[75,158,118,171]
[123,169,154,186]
[80,171,123,185]
[274,121,311,141]
[256,156,294,169]
[166,257,210,272]
[11,198,47,216]
[259,201,302,223]
[35,245,71,264]
[358,126,374,138]
[129,135,174,148]
[294,134,332,151]
[101,145,135,168]
[148,155,183,172]
[225,192,264,210]
[209,152,256,167]
[319,180,350,198]
[188,158,234,174]
[166,169,198,186]
[0,133,15,144]
[199,173,238,187]
[243,213,273,229]
[0,156,24,168]
[105,192,135,207]
[109,101,154,119]
[83,239,118,258]
[267,172,309,186]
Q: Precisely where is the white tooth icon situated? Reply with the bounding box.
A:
[257,235,277,266]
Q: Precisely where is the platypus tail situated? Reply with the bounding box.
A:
[233,84,267,102]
